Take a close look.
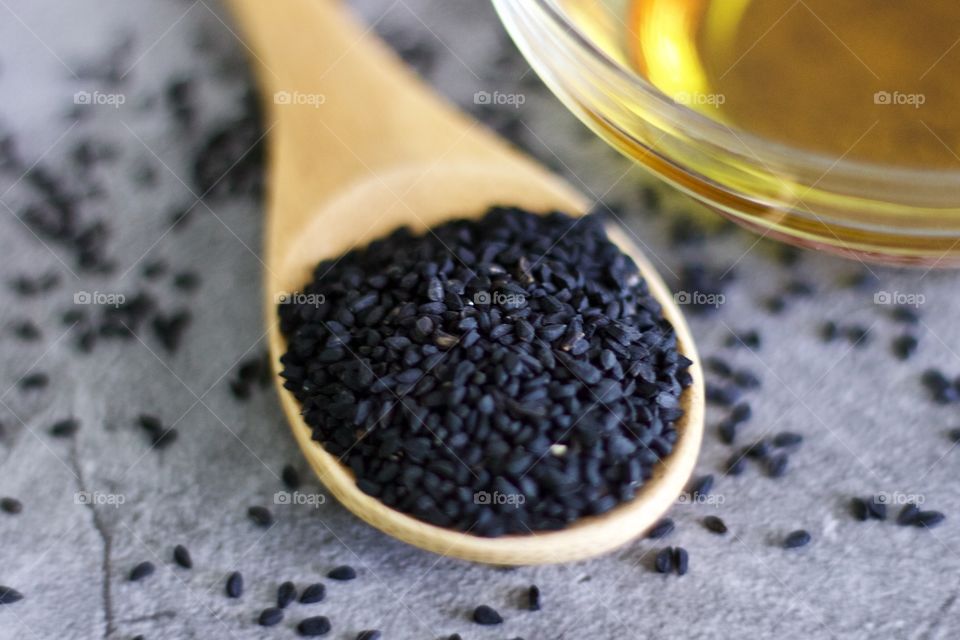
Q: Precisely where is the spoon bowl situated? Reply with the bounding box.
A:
[231,0,704,564]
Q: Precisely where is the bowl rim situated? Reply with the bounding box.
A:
[523,0,960,189]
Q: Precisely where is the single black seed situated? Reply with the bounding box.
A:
[914,510,946,529]
[850,498,869,521]
[766,453,789,478]
[299,583,325,604]
[673,547,689,575]
[866,498,887,521]
[0,586,23,605]
[297,616,332,636]
[528,585,541,611]
[772,432,803,448]
[356,631,382,640]
[705,356,733,377]
[717,420,737,445]
[654,547,674,574]
[248,505,274,527]
[724,454,746,476]
[897,503,921,526]
[472,605,503,625]
[282,464,301,490]
[820,321,839,342]
[49,418,80,437]
[173,544,192,569]
[0,497,22,514]
[744,439,770,459]
[892,334,918,360]
[226,571,243,598]
[646,518,674,539]
[19,372,49,390]
[891,306,920,324]
[703,515,727,534]
[129,562,155,582]
[730,402,752,424]
[688,474,714,499]
[327,565,357,581]
[258,607,284,627]
[277,581,297,608]
[732,369,761,389]
[846,325,870,347]
[783,530,811,549]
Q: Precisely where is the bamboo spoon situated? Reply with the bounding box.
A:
[228,0,704,564]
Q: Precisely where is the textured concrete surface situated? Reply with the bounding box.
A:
[0,1,959,638]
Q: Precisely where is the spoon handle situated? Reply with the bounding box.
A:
[227,0,528,259]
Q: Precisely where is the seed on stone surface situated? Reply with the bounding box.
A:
[772,432,803,448]
[913,511,946,529]
[247,505,274,527]
[173,544,192,569]
[703,515,727,534]
[357,631,382,640]
[19,372,49,390]
[717,420,737,445]
[277,581,297,608]
[866,498,887,521]
[297,616,332,636]
[892,334,918,360]
[0,497,22,514]
[783,530,811,549]
[732,369,761,389]
[897,503,921,526]
[282,464,301,490]
[129,562,155,582]
[327,565,356,581]
[49,418,80,437]
[820,321,838,342]
[654,547,674,574]
[0,586,23,605]
[766,453,789,478]
[258,607,283,627]
[472,605,503,625]
[725,454,746,476]
[528,585,541,611]
[688,475,714,499]
[226,571,243,598]
[730,403,752,424]
[299,583,325,604]
[646,518,674,539]
[850,498,869,521]
[673,547,689,575]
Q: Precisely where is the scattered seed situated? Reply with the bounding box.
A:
[646,518,674,539]
[673,547,689,575]
[220,571,243,598]
[772,432,803,448]
[654,547,674,574]
[282,464,301,490]
[866,498,887,521]
[766,453,789,478]
[948,428,960,444]
[49,418,80,437]
[258,607,284,627]
[688,474,714,499]
[472,605,503,625]
[299,583,325,604]
[528,585,540,611]
[0,586,23,605]
[173,544,192,569]
[892,334,918,360]
[717,419,737,445]
[277,581,297,608]
[850,498,869,521]
[724,453,746,476]
[897,503,921,526]
[0,497,22,514]
[730,403,752,424]
[820,321,838,342]
[247,505,274,527]
[703,515,728,534]
[327,565,356,581]
[914,510,946,529]
[129,561,155,582]
[783,530,811,549]
[732,369,761,389]
[357,631,382,640]
[19,372,49,390]
[297,616,332,636]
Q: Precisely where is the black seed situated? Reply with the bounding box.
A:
[897,503,921,526]
[248,505,274,527]
[717,419,737,445]
[357,631,382,640]
[0,586,23,605]
[820,321,838,342]
[850,498,869,521]
[258,607,284,627]
[646,518,674,539]
[19,372,49,390]
[297,616,332,636]
[914,510,946,529]
[654,547,674,574]
[866,498,887,521]
[0,497,22,514]
[282,464,302,490]
[772,432,803,448]
[472,605,503,625]
[730,403,752,424]
[226,571,243,598]
[732,369,761,389]
[688,474,714,499]
[724,453,746,476]
[327,565,356,581]
[528,585,541,611]
[299,583,325,604]
[744,439,770,459]
[173,544,192,569]
[278,581,297,608]
[705,356,732,377]
[846,325,870,347]
[673,547,689,575]
[766,453,789,478]
[891,306,920,324]
[129,561,155,582]
[703,515,727,534]
[892,334,918,360]
[49,418,80,437]
[783,530,811,549]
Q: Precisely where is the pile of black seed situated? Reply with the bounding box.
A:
[279,207,693,535]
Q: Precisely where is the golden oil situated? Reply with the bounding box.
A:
[625,0,960,168]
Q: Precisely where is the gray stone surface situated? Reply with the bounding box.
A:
[0,1,958,638]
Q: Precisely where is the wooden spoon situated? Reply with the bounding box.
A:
[228,0,704,564]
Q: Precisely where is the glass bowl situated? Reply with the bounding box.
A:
[493,0,960,266]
